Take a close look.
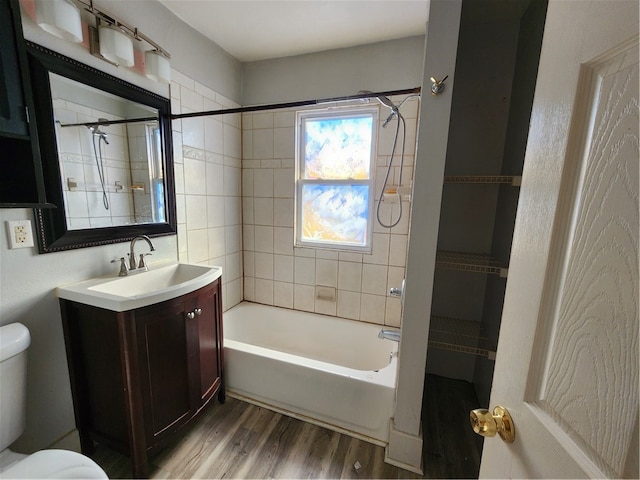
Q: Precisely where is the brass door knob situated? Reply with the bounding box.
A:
[470,406,515,443]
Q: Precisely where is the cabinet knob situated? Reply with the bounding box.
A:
[186,312,195,319]
[194,308,202,316]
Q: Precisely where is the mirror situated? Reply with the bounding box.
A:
[26,42,176,253]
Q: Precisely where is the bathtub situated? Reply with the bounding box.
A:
[223,302,399,445]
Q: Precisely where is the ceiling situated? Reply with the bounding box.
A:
[158,1,430,62]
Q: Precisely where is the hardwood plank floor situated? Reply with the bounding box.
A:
[90,375,481,479]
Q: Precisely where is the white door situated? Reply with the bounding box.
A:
[479,1,639,478]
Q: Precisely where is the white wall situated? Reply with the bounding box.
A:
[1,0,242,452]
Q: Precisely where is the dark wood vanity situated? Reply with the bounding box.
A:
[60,278,224,478]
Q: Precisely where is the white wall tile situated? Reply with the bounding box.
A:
[253,169,274,197]
[208,227,226,259]
[337,290,361,320]
[255,279,274,304]
[184,158,207,194]
[360,294,386,324]
[206,196,225,227]
[206,162,224,195]
[243,250,255,277]
[223,165,241,197]
[274,227,294,255]
[294,256,315,285]
[187,229,208,263]
[273,198,293,227]
[274,255,294,283]
[254,225,274,253]
[364,233,390,265]
[253,129,274,159]
[254,252,274,279]
[254,198,274,225]
[316,259,338,287]
[225,224,243,254]
[338,261,362,292]
[294,284,315,312]
[273,168,294,198]
[274,282,293,308]
[186,195,207,230]
[389,234,408,266]
[361,264,388,295]
[274,127,294,158]
[244,276,255,302]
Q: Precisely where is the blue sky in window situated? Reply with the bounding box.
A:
[301,184,369,245]
[304,116,373,180]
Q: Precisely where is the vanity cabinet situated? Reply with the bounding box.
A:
[0,0,48,207]
[60,278,224,478]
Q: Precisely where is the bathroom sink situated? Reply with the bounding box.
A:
[56,263,222,312]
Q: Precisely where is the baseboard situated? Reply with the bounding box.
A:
[384,419,424,474]
[48,429,81,453]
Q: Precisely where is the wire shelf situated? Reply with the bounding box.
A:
[435,250,508,277]
[429,315,496,359]
[444,175,521,186]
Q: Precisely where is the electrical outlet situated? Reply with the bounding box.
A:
[6,220,35,249]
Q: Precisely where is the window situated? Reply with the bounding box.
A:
[295,107,377,251]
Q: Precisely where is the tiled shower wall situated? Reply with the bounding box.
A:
[242,97,419,327]
[170,69,244,310]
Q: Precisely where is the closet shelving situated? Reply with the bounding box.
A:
[428,315,496,359]
[435,250,508,277]
[443,175,521,186]
[428,177,521,359]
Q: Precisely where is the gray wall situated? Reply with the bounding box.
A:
[241,36,425,105]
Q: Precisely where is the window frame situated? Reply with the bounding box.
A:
[294,106,379,253]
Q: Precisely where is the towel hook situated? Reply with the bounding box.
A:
[430,75,448,95]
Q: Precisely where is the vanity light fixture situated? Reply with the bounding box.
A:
[98,24,134,67]
[144,50,171,84]
[34,0,83,43]
[34,0,171,81]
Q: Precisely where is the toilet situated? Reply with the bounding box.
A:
[0,323,107,479]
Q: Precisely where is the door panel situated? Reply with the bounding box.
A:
[481,1,638,478]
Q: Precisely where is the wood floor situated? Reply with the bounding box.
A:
[90,375,481,479]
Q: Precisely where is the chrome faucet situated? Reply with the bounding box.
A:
[378,329,401,342]
[129,235,155,271]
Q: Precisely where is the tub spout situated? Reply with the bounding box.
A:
[378,329,400,342]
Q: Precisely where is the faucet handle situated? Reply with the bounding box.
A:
[138,253,152,270]
[111,257,128,276]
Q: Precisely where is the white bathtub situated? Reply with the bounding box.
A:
[223,301,399,445]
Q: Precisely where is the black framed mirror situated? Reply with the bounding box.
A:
[27,42,176,253]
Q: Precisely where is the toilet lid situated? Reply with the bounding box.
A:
[0,449,107,479]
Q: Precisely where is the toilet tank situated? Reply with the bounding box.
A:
[0,323,31,451]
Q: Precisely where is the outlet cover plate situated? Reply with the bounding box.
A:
[6,220,35,249]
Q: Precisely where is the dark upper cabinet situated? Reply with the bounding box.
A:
[0,0,49,207]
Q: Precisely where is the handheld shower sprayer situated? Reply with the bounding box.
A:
[358,90,399,128]
[88,118,110,144]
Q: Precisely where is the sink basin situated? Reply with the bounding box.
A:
[56,263,222,312]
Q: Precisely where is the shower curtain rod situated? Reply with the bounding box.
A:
[58,87,421,128]
[171,86,421,120]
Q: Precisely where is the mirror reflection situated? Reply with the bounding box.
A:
[51,73,165,230]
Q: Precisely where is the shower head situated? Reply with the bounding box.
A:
[88,118,109,144]
[357,90,398,111]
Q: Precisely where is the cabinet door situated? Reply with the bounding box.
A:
[187,282,222,406]
[0,0,28,138]
[136,300,193,441]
